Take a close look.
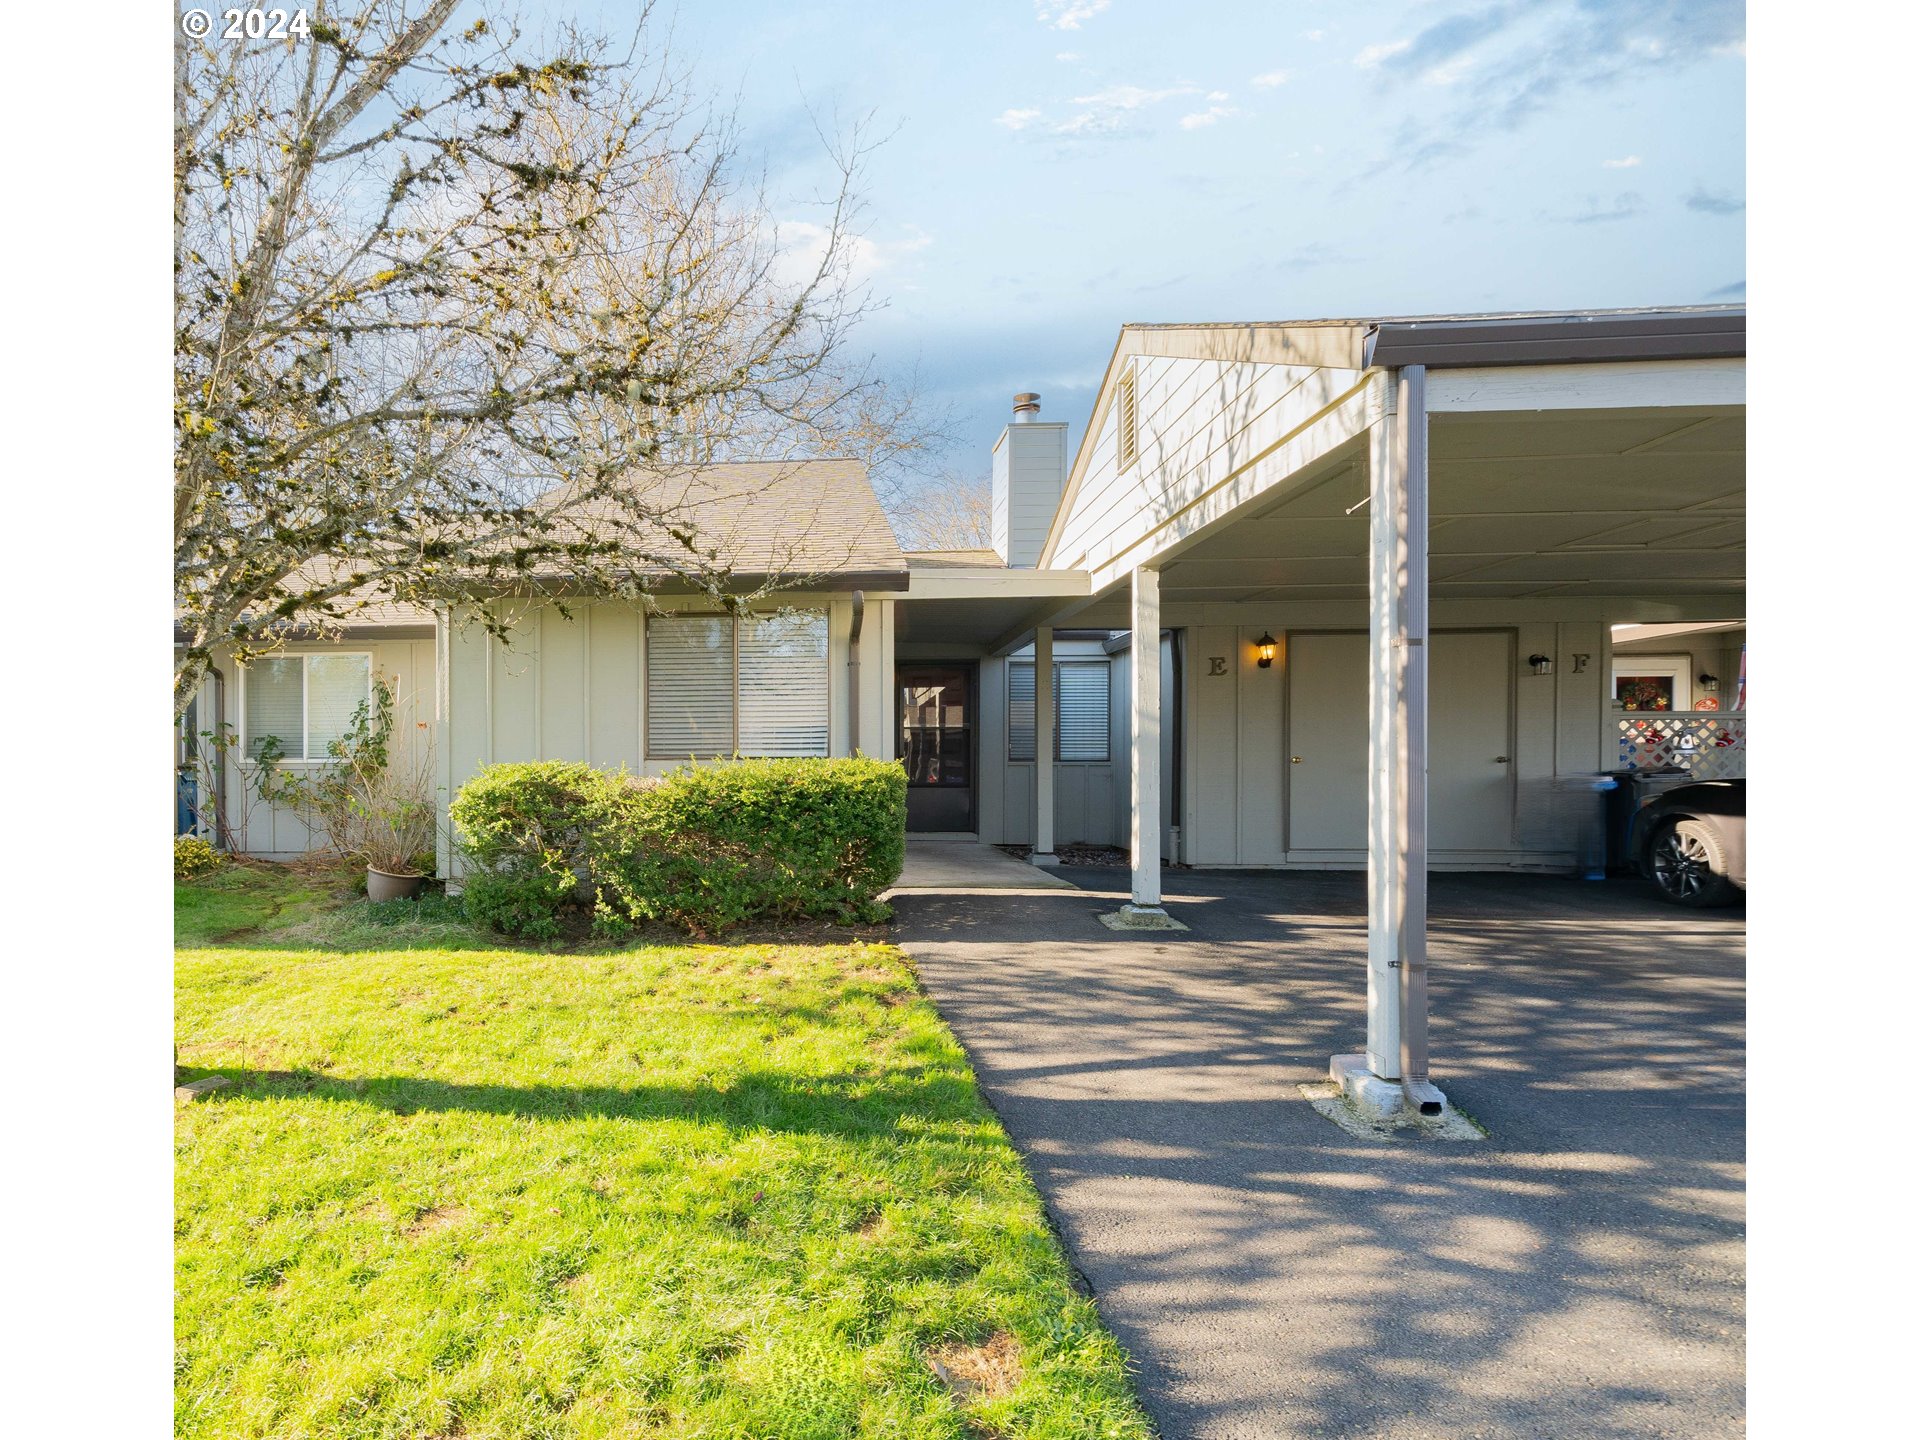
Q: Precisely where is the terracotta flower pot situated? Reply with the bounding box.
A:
[367,866,426,902]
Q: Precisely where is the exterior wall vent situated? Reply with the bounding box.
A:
[1117,364,1139,471]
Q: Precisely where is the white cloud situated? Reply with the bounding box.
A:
[1053,82,1203,137]
[1422,57,1474,86]
[1354,38,1412,68]
[1603,154,1642,169]
[772,221,932,290]
[1713,39,1747,58]
[1071,83,1200,110]
[1206,89,1230,101]
[1251,69,1290,88]
[1303,29,1325,42]
[996,108,1044,131]
[1054,51,1081,62]
[1036,0,1109,30]
[1179,104,1247,130]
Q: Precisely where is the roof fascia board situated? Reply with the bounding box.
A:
[1364,310,1745,368]
[906,567,1090,600]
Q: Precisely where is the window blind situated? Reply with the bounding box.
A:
[739,611,829,756]
[1008,662,1036,761]
[647,615,735,757]
[306,654,370,758]
[245,657,303,761]
[1008,660,1109,762]
[242,653,370,761]
[1056,663,1110,761]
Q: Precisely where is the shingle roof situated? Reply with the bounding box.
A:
[589,458,905,584]
[177,459,907,641]
[906,548,1006,570]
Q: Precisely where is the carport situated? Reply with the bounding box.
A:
[1007,308,1746,1113]
[892,862,1746,1439]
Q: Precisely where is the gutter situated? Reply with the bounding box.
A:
[847,590,865,754]
[1362,307,1745,369]
[206,664,231,851]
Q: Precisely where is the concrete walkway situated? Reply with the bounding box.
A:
[893,867,1745,1440]
[889,838,1076,892]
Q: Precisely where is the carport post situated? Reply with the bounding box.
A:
[1125,566,1167,918]
[1358,365,1443,1112]
[1032,626,1058,865]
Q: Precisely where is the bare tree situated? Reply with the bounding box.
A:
[174,1,918,717]
[885,469,995,551]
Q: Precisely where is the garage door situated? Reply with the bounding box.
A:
[1285,630,1514,860]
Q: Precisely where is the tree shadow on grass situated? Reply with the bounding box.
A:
[174,1063,994,1141]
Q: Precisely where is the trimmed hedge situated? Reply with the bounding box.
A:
[450,757,907,938]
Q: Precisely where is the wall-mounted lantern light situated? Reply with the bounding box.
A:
[1256,632,1277,669]
[1698,672,1719,693]
[1528,653,1553,676]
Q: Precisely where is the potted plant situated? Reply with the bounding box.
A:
[353,761,438,901]
[310,680,439,900]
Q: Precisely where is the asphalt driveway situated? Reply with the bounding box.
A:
[892,865,1745,1440]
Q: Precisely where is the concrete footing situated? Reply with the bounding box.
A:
[1329,1053,1452,1121]
[1029,851,1061,868]
[1100,903,1190,932]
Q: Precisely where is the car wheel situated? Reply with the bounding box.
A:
[1648,818,1738,907]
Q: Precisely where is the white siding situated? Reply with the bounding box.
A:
[991,422,1068,568]
[439,594,892,874]
[1047,356,1370,583]
[198,636,438,861]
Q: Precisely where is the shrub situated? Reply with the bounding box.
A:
[449,761,638,938]
[174,834,223,881]
[450,757,906,938]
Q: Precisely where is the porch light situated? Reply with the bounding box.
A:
[1256,633,1276,669]
[1698,672,1719,693]
[1528,653,1553,676]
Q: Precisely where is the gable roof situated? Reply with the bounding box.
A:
[1037,304,1746,569]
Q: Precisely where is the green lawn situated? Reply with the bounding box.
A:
[176,868,1151,1440]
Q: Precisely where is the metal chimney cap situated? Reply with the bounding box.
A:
[1012,392,1041,419]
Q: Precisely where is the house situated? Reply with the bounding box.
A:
[178,304,1745,1100]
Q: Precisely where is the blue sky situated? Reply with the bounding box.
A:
[564,0,1746,475]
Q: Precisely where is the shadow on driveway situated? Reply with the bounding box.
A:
[894,867,1745,1440]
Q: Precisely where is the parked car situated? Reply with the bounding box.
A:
[1630,778,1746,906]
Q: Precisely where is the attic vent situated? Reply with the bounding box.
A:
[1117,364,1139,470]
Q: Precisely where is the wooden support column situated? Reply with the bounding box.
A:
[1365,367,1430,1082]
[1032,626,1058,866]
[1127,566,1166,915]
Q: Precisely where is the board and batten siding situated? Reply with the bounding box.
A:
[194,637,438,860]
[976,639,1124,848]
[1047,356,1368,580]
[1176,619,1610,869]
[440,595,895,875]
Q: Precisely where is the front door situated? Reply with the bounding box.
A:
[899,664,977,832]
[1285,630,1515,859]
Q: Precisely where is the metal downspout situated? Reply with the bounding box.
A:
[208,664,232,852]
[847,590,865,755]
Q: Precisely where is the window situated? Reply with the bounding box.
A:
[1056,663,1110,761]
[1116,364,1139,470]
[647,610,829,759]
[241,653,372,761]
[1611,655,1692,713]
[1009,660,1111,762]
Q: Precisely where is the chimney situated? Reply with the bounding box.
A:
[991,392,1068,567]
